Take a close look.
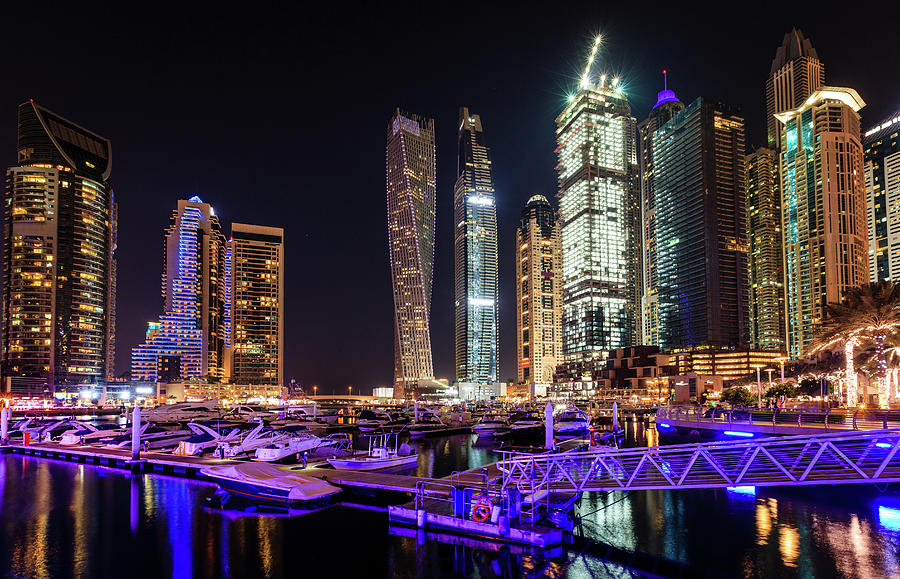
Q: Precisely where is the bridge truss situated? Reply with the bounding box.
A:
[499,430,900,494]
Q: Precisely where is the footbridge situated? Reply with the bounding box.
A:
[498,429,900,494]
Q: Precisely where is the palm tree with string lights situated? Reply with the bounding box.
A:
[809,282,900,408]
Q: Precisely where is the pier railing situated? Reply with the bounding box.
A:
[656,406,900,431]
[498,429,900,494]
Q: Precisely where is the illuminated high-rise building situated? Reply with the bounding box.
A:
[225,223,284,385]
[766,29,825,149]
[747,147,786,350]
[654,97,749,351]
[386,110,436,398]
[2,101,117,395]
[131,197,227,382]
[638,72,684,347]
[777,87,867,358]
[453,108,498,386]
[863,112,900,282]
[555,38,640,387]
[516,195,562,385]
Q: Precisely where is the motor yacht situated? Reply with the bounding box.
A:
[201,462,342,505]
[356,409,392,433]
[508,410,544,436]
[326,433,417,470]
[58,422,127,445]
[406,410,448,438]
[139,400,220,424]
[253,428,323,462]
[174,422,246,456]
[553,407,591,437]
[472,411,510,437]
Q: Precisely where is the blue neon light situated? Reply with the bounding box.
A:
[657,423,672,429]
[724,431,754,438]
[726,486,757,496]
[876,442,893,449]
[878,506,900,532]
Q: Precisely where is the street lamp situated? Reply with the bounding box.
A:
[775,356,788,385]
[348,385,352,397]
[765,368,776,405]
[751,364,765,409]
[313,385,317,397]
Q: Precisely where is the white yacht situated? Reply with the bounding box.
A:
[553,408,591,437]
[105,424,193,450]
[472,411,510,437]
[327,433,417,471]
[508,410,544,435]
[356,409,392,433]
[139,400,220,424]
[253,428,323,462]
[407,410,448,438]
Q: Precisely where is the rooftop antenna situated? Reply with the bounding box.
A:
[663,69,668,91]
[580,35,602,89]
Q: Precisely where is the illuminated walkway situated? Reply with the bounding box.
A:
[499,429,900,493]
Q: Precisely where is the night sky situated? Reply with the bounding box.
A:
[2,2,897,394]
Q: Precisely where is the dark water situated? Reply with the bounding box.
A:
[3,424,900,578]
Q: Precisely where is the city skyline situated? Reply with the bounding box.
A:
[1,3,898,392]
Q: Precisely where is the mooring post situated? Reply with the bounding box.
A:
[613,401,619,432]
[131,405,142,462]
[1,408,8,445]
[545,402,554,449]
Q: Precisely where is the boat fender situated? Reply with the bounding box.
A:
[398,443,413,456]
[472,497,492,523]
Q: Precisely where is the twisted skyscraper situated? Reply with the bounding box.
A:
[386,110,436,398]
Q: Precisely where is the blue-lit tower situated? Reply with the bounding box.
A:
[131,197,227,383]
[454,107,499,386]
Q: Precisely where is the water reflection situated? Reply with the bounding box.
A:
[2,423,900,577]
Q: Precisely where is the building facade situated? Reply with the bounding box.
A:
[595,346,675,402]
[515,195,562,385]
[669,348,786,381]
[766,29,825,150]
[777,87,868,358]
[453,108,498,385]
[556,70,640,378]
[386,110,436,398]
[747,147,786,350]
[864,113,900,282]
[2,102,117,395]
[654,97,749,351]
[638,74,684,347]
[131,197,227,382]
[225,223,284,386]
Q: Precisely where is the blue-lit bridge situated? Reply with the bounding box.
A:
[498,429,900,494]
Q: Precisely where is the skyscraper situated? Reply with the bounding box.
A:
[638,72,684,347]
[556,40,640,385]
[864,112,900,282]
[386,110,436,398]
[2,101,117,395]
[131,197,227,382]
[453,108,498,386]
[516,195,562,385]
[777,87,867,358]
[225,223,284,386]
[654,97,749,351]
[766,29,825,149]
[747,147,786,351]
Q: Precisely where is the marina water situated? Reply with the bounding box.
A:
[2,423,900,577]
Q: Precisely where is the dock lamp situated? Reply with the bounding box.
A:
[751,364,765,409]
[774,356,788,385]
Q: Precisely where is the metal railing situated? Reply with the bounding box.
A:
[656,406,900,431]
[499,429,900,493]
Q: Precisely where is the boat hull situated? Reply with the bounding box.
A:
[326,454,418,471]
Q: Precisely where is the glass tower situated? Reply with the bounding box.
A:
[766,29,825,149]
[777,87,867,358]
[638,73,684,347]
[747,147,786,350]
[516,195,562,385]
[2,101,117,395]
[226,223,284,386]
[556,73,640,370]
[131,197,227,382]
[453,108,498,386]
[386,110,436,398]
[654,97,749,351]
[864,112,900,282]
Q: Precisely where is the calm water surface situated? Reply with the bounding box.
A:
[2,422,900,577]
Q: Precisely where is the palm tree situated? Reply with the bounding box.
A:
[809,282,900,408]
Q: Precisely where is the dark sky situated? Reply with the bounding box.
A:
[2,2,898,394]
